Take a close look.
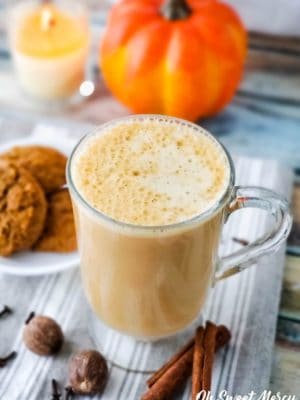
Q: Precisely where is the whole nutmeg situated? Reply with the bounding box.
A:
[23,313,64,356]
[68,350,108,395]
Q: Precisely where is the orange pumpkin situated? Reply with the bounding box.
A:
[100,0,247,121]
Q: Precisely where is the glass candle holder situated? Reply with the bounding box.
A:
[8,0,90,102]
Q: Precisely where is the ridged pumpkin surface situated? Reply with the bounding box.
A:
[100,0,247,121]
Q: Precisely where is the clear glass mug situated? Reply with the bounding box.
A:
[67,115,292,371]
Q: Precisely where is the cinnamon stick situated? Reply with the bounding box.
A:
[216,325,231,350]
[191,327,205,400]
[202,322,218,391]
[147,338,194,388]
[191,323,230,400]
[142,346,194,400]
[142,324,231,400]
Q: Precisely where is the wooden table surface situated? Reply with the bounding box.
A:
[0,17,299,395]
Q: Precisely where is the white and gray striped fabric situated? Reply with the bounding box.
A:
[0,127,293,400]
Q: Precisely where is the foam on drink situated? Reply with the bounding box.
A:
[72,118,229,226]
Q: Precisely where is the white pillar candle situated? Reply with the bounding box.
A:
[10,2,90,101]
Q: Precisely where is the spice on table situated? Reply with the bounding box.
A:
[23,314,64,355]
[0,305,12,319]
[25,311,35,324]
[216,325,232,349]
[191,326,205,400]
[0,351,17,367]
[192,323,231,399]
[142,346,194,400]
[201,321,219,392]
[142,323,231,400]
[65,386,74,400]
[232,237,249,246]
[68,350,108,395]
[51,379,61,400]
[147,337,195,388]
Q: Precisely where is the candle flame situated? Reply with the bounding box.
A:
[41,7,55,31]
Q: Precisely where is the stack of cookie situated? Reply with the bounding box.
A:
[0,146,77,257]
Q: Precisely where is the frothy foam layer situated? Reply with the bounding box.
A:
[72,119,230,226]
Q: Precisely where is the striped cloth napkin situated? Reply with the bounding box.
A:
[0,127,293,400]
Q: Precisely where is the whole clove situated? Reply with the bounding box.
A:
[0,305,12,319]
[0,351,17,368]
[51,379,61,400]
[25,311,35,324]
[65,386,74,400]
[232,237,249,246]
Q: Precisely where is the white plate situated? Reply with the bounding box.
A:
[0,131,80,276]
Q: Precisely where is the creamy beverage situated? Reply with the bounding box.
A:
[70,117,230,338]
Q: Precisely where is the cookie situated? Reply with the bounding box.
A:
[34,188,77,253]
[1,145,67,194]
[0,161,47,256]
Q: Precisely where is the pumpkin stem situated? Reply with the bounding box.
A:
[161,0,191,20]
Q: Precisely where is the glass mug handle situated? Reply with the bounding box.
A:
[215,186,292,282]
